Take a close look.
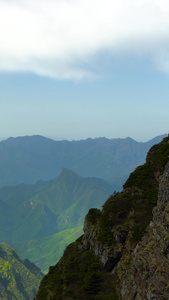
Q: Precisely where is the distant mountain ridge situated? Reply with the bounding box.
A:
[0,134,166,188]
[35,137,169,299]
[0,168,112,244]
[0,169,113,271]
[0,134,167,279]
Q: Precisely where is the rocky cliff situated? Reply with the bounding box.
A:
[121,159,169,299]
[35,136,169,299]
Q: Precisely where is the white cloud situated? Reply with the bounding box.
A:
[0,0,169,79]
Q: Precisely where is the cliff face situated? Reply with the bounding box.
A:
[80,208,128,272]
[35,137,169,300]
[121,160,169,299]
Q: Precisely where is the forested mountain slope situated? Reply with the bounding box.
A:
[0,243,43,300]
[0,168,112,245]
[0,169,112,272]
[16,227,83,273]
[35,137,169,299]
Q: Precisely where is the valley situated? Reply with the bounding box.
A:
[35,136,169,299]
[0,134,166,299]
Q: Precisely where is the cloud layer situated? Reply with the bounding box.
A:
[0,0,169,79]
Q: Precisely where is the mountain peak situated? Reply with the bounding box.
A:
[35,136,169,299]
[59,168,82,179]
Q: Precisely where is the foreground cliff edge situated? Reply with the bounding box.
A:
[35,137,169,299]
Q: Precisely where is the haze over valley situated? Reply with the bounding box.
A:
[0,134,166,276]
[0,0,169,298]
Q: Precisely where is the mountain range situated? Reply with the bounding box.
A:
[0,168,113,271]
[0,134,166,188]
[0,133,167,299]
[35,136,169,299]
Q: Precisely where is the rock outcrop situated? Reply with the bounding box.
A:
[121,160,169,299]
[80,208,128,272]
[35,137,169,300]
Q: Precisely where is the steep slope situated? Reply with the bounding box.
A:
[121,159,169,299]
[0,169,112,245]
[0,134,166,187]
[16,227,83,273]
[0,243,43,300]
[35,137,169,299]
[0,169,112,273]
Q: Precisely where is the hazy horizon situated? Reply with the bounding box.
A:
[0,132,167,144]
[0,0,169,141]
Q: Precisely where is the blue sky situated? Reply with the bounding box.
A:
[0,0,169,141]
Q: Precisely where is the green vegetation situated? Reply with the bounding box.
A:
[86,208,102,225]
[0,243,43,300]
[98,137,169,245]
[0,168,112,244]
[15,227,83,273]
[124,137,169,189]
[0,168,112,272]
[35,137,169,299]
[36,241,118,299]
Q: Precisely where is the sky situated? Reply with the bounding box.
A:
[0,0,169,142]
